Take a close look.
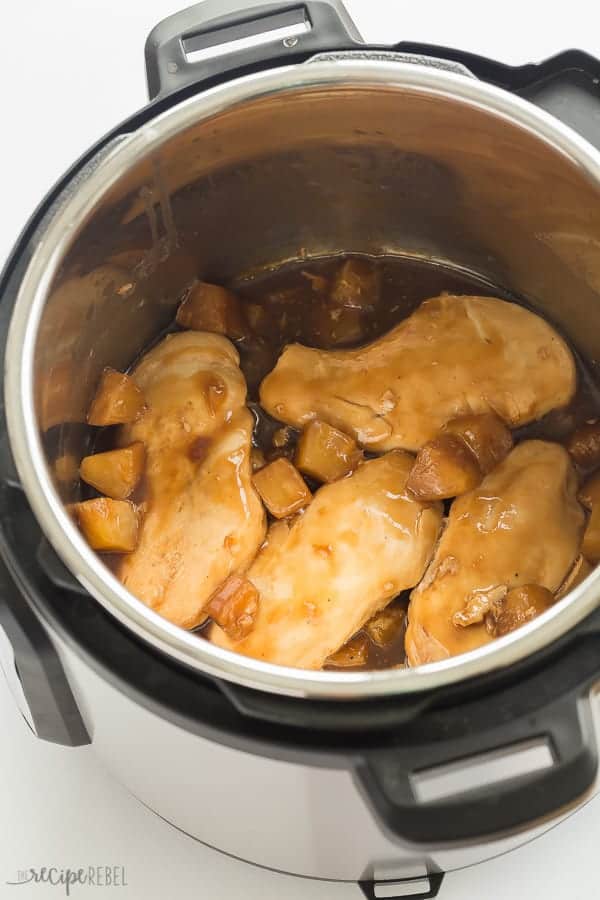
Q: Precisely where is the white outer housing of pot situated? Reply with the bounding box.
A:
[51,631,600,882]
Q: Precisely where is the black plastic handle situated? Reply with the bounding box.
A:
[0,247,90,748]
[359,872,444,900]
[355,657,599,844]
[145,0,363,99]
[0,535,90,747]
[0,452,90,746]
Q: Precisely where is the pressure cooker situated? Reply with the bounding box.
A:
[3,1,600,896]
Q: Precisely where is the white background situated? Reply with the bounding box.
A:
[1,1,600,897]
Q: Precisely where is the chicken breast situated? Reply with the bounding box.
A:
[260,295,576,452]
[210,452,442,668]
[117,331,266,629]
[405,440,584,665]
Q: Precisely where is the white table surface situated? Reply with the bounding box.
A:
[1,1,600,897]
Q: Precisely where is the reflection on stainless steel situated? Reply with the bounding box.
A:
[6,61,600,698]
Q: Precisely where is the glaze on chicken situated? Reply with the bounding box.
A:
[74,258,595,672]
[117,332,266,629]
[405,441,584,665]
[260,295,575,452]
[210,452,442,668]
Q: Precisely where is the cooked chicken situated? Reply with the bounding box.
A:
[578,470,600,563]
[210,452,442,669]
[260,295,575,452]
[405,441,584,665]
[556,555,594,599]
[117,331,266,629]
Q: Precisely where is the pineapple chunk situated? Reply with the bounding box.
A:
[252,457,312,519]
[311,304,365,347]
[206,575,259,641]
[330,258,380,310]
[406,433,482,501]
[176,281,247,339]
[443,412,513,474]
[296,420,362,483]
[75,498,139,552]
[567,420,600,471]
[80,443,145,500]
[87,369,145,426]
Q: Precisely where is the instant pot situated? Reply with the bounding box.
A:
[3,1,600,895]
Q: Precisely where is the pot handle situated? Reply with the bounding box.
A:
[0,540,90,747]
[355,675,598,844]
[144,0,363,100]
[0,398,89,746]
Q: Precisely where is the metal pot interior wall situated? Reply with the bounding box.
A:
[35,81,600,489]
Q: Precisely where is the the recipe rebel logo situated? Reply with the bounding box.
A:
[6,866,128,895]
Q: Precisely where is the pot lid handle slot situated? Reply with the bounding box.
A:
[354,670,600,843]
[144,0,363,100]
[358,872,444,900]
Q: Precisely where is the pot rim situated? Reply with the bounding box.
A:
[6,58,600,700]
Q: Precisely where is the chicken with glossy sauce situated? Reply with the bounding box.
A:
[117,331,266,630]
[405,441,585,665]
[260,294,575,451]
[210,452,442,669]
[73,255,597,671]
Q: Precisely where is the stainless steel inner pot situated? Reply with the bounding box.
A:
[7,59,600,699]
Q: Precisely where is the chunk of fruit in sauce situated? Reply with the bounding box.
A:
[295,420,362,483]
[406,433,482,501]
[87,369,145,426]
[176,281,248,340]
[206,575,259,642]
[74,498,140,552]
[330,259,380,310]
[252,457,312,519]
[310,304,365,347]
[443,412,513,475]
[80,443,145,500]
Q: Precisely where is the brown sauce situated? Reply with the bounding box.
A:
[92,254,600,670]
[233,255,514,397]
